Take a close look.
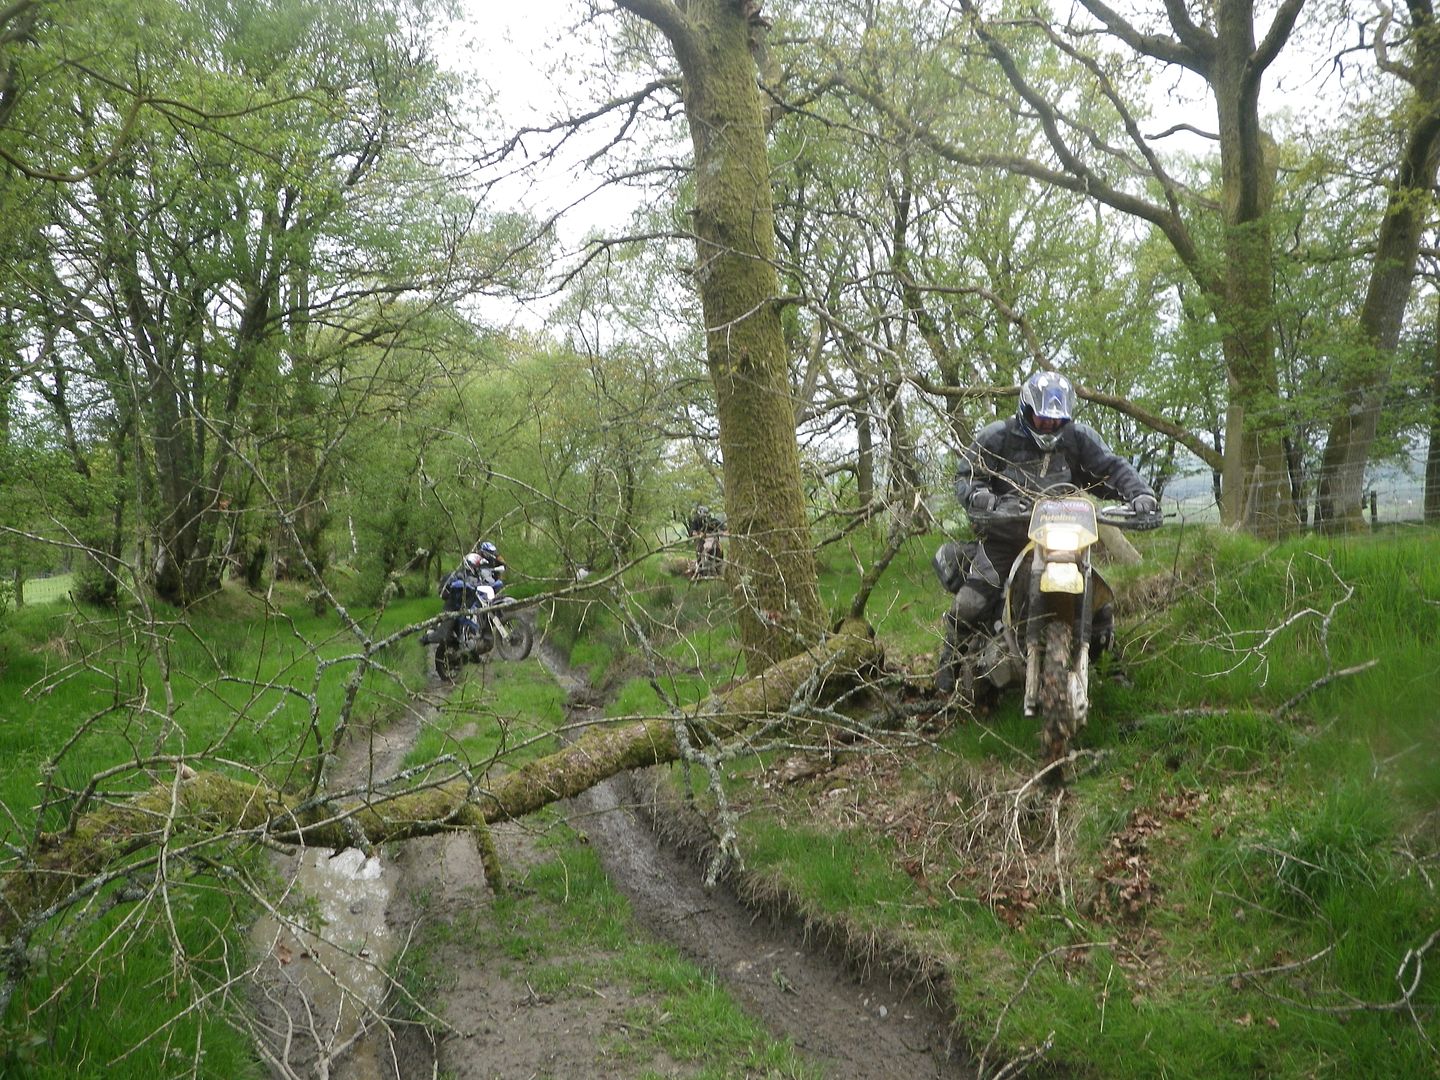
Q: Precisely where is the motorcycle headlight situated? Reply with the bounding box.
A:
[1039,525,1084,553]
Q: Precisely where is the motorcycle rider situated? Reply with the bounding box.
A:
[441,551,489,613]
[937,370,1159,694]
[687,504,725,574]
[437,542,507,650]
[470,540,505,603]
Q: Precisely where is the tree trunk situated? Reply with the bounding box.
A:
[620,0,823,670]
[1426,299,1440,524]
[1211,1,1292,537]
[854,396,874,511]
[1315,5,1440,533]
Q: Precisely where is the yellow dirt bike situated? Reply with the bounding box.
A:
[935,486,1160,776]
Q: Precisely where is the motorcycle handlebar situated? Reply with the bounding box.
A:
[965,502,1033,529]
[1098,505,1164,531]
[967,501,1165,532]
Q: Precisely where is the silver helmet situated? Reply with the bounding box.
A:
[1017,370,1075,450]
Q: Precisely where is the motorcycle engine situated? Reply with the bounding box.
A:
[976,635,1020,689]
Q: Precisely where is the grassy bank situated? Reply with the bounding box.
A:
[0,584,434,1078]
[600,525,1439,1078]
[3,525,1435,1078]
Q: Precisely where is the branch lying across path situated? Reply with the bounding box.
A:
[2,621,882,941]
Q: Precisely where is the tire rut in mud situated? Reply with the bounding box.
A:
[545,646,971,1080]
[297,645,972,1078]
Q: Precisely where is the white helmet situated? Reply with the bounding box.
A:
[1017,370,1075,450]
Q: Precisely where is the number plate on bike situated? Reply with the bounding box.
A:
[1028,498,1098,547]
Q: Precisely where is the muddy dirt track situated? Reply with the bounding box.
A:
[254,643,974,1079]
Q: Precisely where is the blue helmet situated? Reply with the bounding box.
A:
[1017,370,1075,450]
[478,541,497,557]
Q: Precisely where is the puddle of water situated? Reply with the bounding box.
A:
[251,845,398,1076]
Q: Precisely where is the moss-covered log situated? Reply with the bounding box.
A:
[2,622,879,938]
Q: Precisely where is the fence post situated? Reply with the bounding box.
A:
[1368,490,1378,526]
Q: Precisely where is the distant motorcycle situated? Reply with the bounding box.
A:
[935,485,1160,776]
[695,530,725,578]
[421,581,533,680]
[688,513,726,579]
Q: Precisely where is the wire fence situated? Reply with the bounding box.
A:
[1162,446,1432,527]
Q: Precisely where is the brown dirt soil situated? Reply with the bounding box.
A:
[259,645,974,1079]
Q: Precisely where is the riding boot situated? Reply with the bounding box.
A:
[936,583,995,693]
[1089,602,1115,662]
[936,613,960,694]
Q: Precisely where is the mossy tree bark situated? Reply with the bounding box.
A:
[1315,2,1440,533]
[1428,301,1440,525]
[616,0,823,670]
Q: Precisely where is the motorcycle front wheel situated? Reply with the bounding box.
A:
[435,641,461,681]
[1038,620,1082,776]
[495,613,533,661]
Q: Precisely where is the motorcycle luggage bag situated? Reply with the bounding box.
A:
[933,540,978,595]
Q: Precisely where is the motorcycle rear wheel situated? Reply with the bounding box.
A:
[1038,620,1081,777]
[495,613,533,661]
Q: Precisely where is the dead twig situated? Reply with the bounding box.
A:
[1277,659,1379,718]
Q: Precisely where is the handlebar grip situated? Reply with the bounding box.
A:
[1098,507,1163,531]
[967,506,1032,529]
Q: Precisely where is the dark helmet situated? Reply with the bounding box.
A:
[695,505,710,518]
[1017,370,1075,450]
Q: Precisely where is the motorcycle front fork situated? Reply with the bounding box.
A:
[1021,562,1092,717]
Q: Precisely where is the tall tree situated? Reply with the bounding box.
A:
[612,0,823,669]
[1314,0,1440,531]
[836,0,1306,535]
[6,0,479,605]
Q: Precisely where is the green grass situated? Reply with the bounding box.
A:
[408,658,568,771]
[595,524,1440,1080]
[0,584,434,1078]
[18,572,74,606]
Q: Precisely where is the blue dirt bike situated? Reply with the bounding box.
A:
[422,579,534,680]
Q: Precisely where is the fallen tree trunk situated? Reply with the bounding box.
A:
[2,621,880,941]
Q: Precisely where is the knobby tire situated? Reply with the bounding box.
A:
[1038,620,1079,775]
[435,642,460,681]
[495,614,533,661]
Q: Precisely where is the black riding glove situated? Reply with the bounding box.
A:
[968,489,997,512]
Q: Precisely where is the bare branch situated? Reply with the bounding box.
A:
[614,0,699,64]
[1253,0,1309,79]
[1075,0,1212,74]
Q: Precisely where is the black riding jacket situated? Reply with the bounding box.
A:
[955,416,1154,524]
